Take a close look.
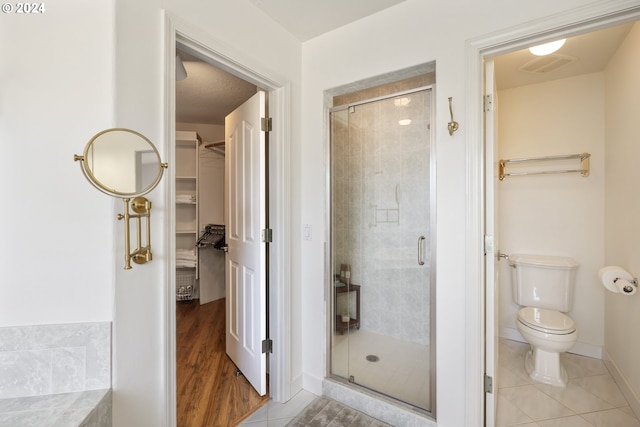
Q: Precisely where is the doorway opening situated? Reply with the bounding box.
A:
[327,66,437,417]
[163,18,292,426]
[471,4,640,425]
[174,47,268,425]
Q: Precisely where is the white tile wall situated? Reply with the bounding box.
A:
[0,322,111,399]
[332,90,432,346]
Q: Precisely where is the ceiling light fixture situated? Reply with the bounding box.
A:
[529,39,566,56]
[398,119,412,126]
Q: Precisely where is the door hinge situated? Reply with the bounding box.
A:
[484,374,493,394]
[261,117,272,132]
[483,94,494,112]
[262,339,273,354]
[261,228,273,243]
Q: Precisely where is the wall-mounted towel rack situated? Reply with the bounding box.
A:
[499,152,590,181]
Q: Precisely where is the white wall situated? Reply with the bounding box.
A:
[604,21,640,411]
[0,0,114,327]
[300,1,599,425]
[497,73,606,357]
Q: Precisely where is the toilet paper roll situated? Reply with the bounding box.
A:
[598,266,636,295]
[615,278,637,295]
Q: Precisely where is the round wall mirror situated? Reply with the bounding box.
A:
[76,128,166,197]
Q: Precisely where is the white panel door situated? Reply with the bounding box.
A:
[225,91,267,396]
[485,59,499,426]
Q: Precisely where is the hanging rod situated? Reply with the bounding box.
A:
[204,140,224,149]
[499,152,590,181]
[204,140,225,155]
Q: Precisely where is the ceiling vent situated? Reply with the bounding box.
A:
[518,54,578,74]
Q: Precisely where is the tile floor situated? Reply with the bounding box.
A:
[498,338,640,427]
[241,338,640,426]
[238,390,317,426]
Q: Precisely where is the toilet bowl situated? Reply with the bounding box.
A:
[509,254,580,387]
[516,307,577,387]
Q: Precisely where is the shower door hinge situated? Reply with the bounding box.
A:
[262,338,273,354]
[484,374,493,394]
[261,117,272,132]
[483,94,494,112]
[261,228,273,243]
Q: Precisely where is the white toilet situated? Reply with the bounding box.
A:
[509,254,579,387]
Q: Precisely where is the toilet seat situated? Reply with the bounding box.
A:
[517,307,576,335]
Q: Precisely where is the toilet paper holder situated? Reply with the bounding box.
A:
[598,266,638,295]
[614,276,638,293]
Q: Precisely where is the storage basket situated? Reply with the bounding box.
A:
[176,270,196,301]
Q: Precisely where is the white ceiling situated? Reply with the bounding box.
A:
[494,22,634,90]
[175,52,258,125]
[176,5,636,126]
[176,0,408,126]
[245,0,407,41]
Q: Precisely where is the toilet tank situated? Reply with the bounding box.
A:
[509,254,579,312]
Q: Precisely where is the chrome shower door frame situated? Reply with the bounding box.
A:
[326,84,436,416]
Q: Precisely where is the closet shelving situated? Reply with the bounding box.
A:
[175,130,201,301]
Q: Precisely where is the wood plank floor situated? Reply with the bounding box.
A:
[177,299,270,427]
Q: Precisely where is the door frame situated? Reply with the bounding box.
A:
[464,1,640,425]
[161,11,293,426]
[325,84,437,415]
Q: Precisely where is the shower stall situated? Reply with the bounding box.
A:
[329,82,435,414]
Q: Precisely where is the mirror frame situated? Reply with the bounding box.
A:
[74,128,168,269]
[75,128,166,198]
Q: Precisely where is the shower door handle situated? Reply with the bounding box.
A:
[418,235,426,266]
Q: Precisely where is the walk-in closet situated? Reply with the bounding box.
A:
[174,49,267,425]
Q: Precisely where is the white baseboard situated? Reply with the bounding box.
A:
[499,327,603,359]
[302,372,324,396]
[291,372,303,392]
[500,326,527,344]
[603,349,640,420]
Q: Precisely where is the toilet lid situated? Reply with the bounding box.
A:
[518,307,576,334]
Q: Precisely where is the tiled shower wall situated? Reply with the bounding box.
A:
[332,82,432,346]
[0,322,111,399]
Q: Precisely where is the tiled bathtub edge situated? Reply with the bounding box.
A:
[0,388,111,427]
[0,322,111,400]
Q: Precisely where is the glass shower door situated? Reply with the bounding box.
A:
[330,87,434,412]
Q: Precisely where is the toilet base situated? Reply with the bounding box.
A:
[524,347,568,387]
